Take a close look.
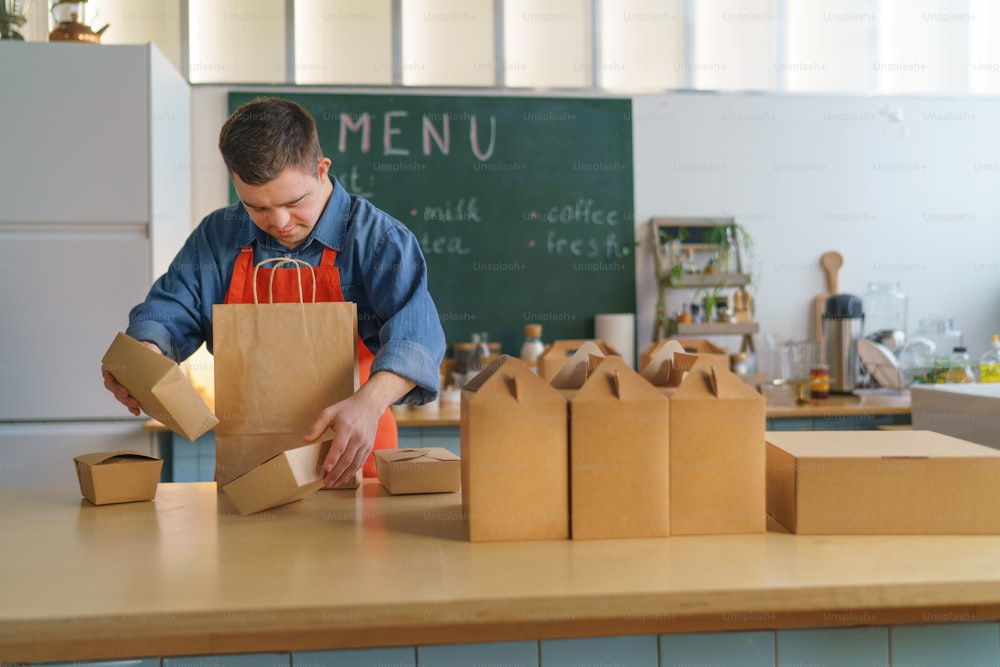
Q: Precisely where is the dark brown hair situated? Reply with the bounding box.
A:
[218,96,323,185]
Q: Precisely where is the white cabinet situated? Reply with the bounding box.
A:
[0,42,190,272]
[0,43,149,224]
[0,231,151,420]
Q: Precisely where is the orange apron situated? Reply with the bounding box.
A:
[224,244,398,477]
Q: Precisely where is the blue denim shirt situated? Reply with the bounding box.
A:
[126,176,445,405]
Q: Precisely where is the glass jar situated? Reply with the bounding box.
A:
[862,282,907,338]
[945,346,977,384]
[913,318,963,361]
[809,366,830,399]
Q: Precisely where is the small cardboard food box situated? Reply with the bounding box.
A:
[375,447,461,495]
[75,450,163,506]
[640,338,728,372]
[102,332,218,441]
[562,354,671,539]
[659,356,766,535]
[328,469,363,490]
[766,430,1000,534]
[221,441,330,515]
[461,356,569,542]
[539,339,620,381]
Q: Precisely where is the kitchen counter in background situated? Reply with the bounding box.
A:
[393,389,913,427]
[5,479,1000,664]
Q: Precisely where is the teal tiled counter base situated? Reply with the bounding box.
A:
[33,624,1000,666]
[160,429,456,482]
[767,413,911,431]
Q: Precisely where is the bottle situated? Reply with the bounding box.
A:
[468,333,482,374]
[476,331,493,369]
[980,335,1000,383]
[717,225,740,274]
[945,346,976,384]
[520,324,545,373]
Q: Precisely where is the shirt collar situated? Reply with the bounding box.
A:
[235,174,350,253]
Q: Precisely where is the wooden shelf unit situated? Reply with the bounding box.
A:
[649,217,756,353]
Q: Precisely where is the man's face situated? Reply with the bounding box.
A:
[232,158,333,250]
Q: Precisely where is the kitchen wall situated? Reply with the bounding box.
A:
[187,88,1000,366]
[633,93,1000,365]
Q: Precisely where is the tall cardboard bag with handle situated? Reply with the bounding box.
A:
[212,259,359,487]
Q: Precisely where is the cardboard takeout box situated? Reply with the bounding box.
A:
[641,338,728,372]
[539,339,620,381]
[102,332,218,441]
[767,430,1000,534]
[563,354,671,539]
[75,450,163,506]
[461,356,569,541]
[663,356,766,535]
[375,447,461,495]
[221,441,330,515]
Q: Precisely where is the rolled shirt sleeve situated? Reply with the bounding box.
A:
[363,221,446,405]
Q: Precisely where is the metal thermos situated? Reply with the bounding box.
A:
[823,294,864,393]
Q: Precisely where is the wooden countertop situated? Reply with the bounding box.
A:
[763,390,910,419]
[4,478,1000,662]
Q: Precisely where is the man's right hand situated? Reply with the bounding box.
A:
[102,340,162,416]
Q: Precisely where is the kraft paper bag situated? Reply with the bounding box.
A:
[212,259,359,487]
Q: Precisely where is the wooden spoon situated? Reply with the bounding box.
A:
[814,251,843,342]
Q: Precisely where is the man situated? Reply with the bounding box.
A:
[102,96,445,488]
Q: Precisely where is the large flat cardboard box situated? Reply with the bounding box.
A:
[102,332,218,441]
[461,356,568,541]
[375,448,460,494]
[539,339,620,381]
[75,450,163,506]
[641,338,729,372]
[568,355,670,539]
[221,441,329,515]
[911,383,1000,451]
[667,357,766,535]
[767,430,1000,534]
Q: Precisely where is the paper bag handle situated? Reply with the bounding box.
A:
[251,257,318,304]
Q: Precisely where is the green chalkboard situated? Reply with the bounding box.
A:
[229,92,635,355]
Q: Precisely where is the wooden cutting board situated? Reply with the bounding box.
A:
[814,251,843,343]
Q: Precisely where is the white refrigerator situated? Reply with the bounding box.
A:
[0,43,190,486]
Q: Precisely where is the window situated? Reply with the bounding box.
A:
[294,0,392,85]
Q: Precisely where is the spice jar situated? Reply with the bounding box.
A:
[714,297,731,323]
[730,352,749,375]
[809,365,830,399]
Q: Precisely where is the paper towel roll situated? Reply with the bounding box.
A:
[595,313,636,369]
